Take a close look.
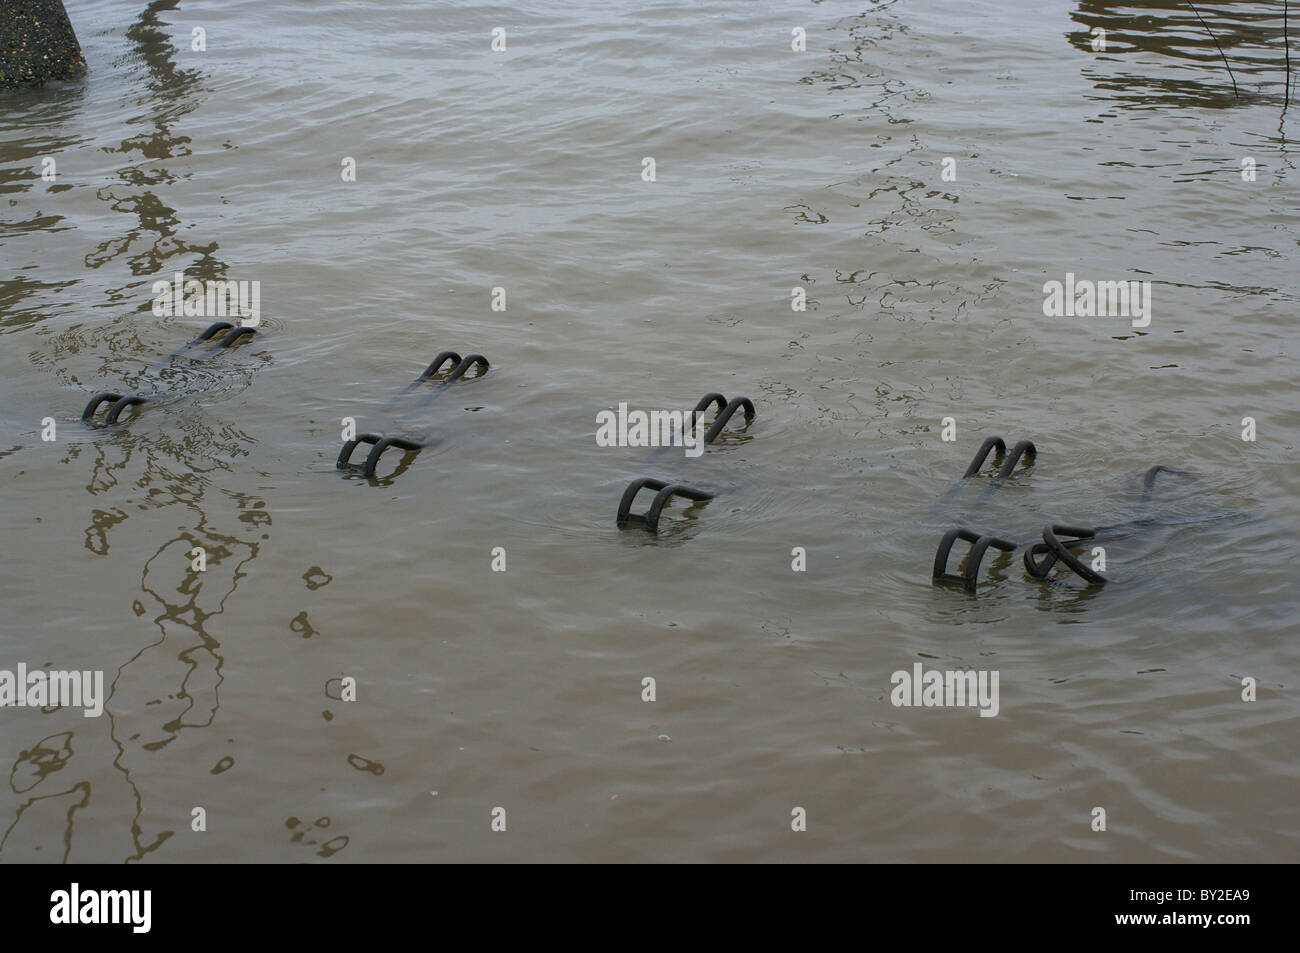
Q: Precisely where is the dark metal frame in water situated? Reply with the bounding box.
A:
[81,321,259,428]
[335,350,490,480]
[616,391,755,533]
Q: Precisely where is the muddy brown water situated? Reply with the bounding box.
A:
[1,0,1297,862]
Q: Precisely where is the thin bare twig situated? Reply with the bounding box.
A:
[1187,0,1241,101]
[1284,0,1292,115]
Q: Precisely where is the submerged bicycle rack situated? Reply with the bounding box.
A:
[952,435,1038,491]
[1023,524,1109,586]
[335,350,489,480]
[931,440,1184,593]
[932,527,1017,592]
[930,435,1038,591]
[1019,465,1190,588]
[82,321,258,427]
[615,391,755,533]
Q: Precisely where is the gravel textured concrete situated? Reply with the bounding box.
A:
[1,0,86,88]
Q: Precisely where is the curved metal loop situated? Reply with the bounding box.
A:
[702,396,756,445]
[195,321,235,343]
[105,394,148,426]
[213,325,257,349]
[993,439,1037,482]
[933,528,980,581]
[336,432,384,469]
[442,353,490,384]
[1034,524,1109,586]
[932,527,1016,592]
[690,392,727,426]
[82,392,125,423]
[644,483,715,533]
[965,535,1017,591]
[617,477,715,532]
[1022,542,1057,579]
[361,436,425,479]
[617,478,663,527]
[962,436,1006,478]
[416,351,463,382]
[1140,465,1188,503]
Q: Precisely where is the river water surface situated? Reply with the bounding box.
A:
[1,0,1297,862]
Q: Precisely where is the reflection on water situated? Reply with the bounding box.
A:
[91,0,220,282]
[102,486,268,861]
[1071,0,1295,110]
[1,0,272,861]
[0,733,86,862]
